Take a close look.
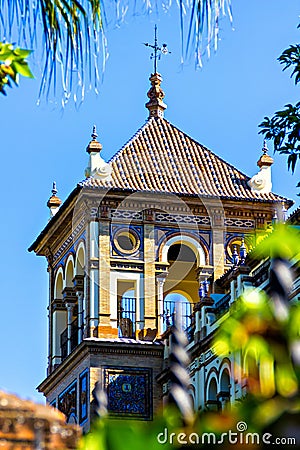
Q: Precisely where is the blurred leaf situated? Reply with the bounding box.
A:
[251,224,300,259]
[0,41,33,95]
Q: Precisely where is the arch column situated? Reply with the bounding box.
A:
[156,273,167,335]
[143,223,156,332]
[66,303,74,355]
[51,299,66,367]
[73,275,84,344]
[211,208,225,280]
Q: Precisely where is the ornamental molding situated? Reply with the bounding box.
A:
[111,209,143,221]
[53,219,85,265]
[110,261,144,272]
[90,346,163,357]
[155,212,210,225]
[224,218,255,228]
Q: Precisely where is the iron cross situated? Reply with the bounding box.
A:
[144,25,170,73]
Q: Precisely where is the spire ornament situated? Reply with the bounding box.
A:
[85,125,112,180]
[232,245,239,267]
[248,139,274,194]
[257,140,274,168]
[145,73,167,118]
[144,26,170,118]
[144,25,170,74]
[239,237,247,264]
[47,181,62,218]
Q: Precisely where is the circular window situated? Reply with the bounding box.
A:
[114,229,140,255]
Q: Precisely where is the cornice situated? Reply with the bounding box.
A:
[38,339,164,395]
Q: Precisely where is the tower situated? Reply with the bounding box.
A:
[29,67,292,429]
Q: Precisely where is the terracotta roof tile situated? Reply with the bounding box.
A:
[79,117,292,204]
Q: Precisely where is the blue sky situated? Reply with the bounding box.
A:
[0,1,299,402]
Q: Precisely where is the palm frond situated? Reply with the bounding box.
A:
[182,0,233,67]
[0,0,233,105]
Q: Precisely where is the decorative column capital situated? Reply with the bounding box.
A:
[73,275,84,292]
[156,272,168,286]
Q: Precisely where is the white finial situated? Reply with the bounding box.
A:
[47,181,62,219]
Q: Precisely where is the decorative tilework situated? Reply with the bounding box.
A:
[49,399,57,408]
[156,212,210,225]
[58,381,77,423]
[79,370,88,425]
[53,227,86,265]
[111,209,143,221]
[104,367,152,420]
[225,218,255,228]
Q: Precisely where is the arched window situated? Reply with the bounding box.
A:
[75,246,85,276]
[54,271,63,299]
[65,258,74,287]
[163,292,193,331]
[117,282,136,338]
[219,368,231,408]
[206,377,220,411]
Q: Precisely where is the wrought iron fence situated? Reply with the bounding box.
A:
[118,297,136,338]
[162,300,195,333]
[214,294,230,318]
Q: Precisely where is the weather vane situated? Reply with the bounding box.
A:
[144,25,171,73]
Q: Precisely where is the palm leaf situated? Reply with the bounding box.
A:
[0,0,233,105]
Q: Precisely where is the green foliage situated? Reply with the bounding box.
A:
[0,42,33,96]
[279,43,300,85]
[251,223,300,259]
[259,24,300,177]
[259,103,300,173]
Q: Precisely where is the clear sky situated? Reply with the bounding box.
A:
[0,0,299,403]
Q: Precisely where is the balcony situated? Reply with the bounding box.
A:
[214,294,230,318]
[162,300,195,336]
[118,297,136,338]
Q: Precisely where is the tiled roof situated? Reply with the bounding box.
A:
[80,117,291,204]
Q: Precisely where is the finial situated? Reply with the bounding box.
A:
[145,73,167,118]
[239,237,247,265]
[199,282,204,299]
[203,279,209,296]
[47,181,62,219]
[257,140,274,168]
[144,25,170,74]
[263,140,269,154]
[52,181,58,196]
[232,245,239,267]
[86,124,102,154]
[272,208,278,224]
[91,125,98,141]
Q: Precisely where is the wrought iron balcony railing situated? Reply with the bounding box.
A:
[118,297,136,338]
[162,300,195,334]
